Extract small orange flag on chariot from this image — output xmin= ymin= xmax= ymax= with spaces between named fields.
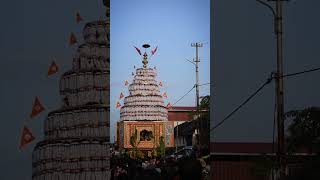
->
xmin=163 ymin=92 xmax=168 ymax=98
xmin=48 ymin=61 xmax=58 ymax=76
xmin=30 ymin=97 xmax=45 ymax=118
xmin=116 ymin=101 xmax=121 ymax=109
xmin=167 ymin=102 xmax=172 ymax=109
xmin=120 ymin=92 xmax=124 ymax=99
xmin=151 ymin=46 xmax=158 ymax=55
xmin=76 ymin=12 xmax=83 ymax=23
xmin=19 ymin=126 xmax=35 ymax=149
xmin=125 ymin=80 xmax=129 ymax=86
xmin=69 ymin=33 xmax=77 ymax=45
xmin=134 ymin=46 xmax=142 ymax=55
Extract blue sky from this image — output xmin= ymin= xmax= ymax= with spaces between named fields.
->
xmin=110 ymin=0 xmax=211 ymax=142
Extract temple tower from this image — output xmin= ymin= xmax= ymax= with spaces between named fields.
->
xmin=32 ymin=1 xmax=110 ymax=179
xmin=117 ymin=44 xmax=174 ymax=154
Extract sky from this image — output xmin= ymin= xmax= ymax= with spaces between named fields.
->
xmin=110 ymin=0 xmax=211 ymax=142
xmin=211 ymin=0 xmax=320 ymax=142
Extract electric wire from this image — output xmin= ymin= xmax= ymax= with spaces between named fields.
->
xmin=172 ymin=85 xmax=195 ymax=106
xmin=209 ymin=66 xmax=320 ymax=132
xmin=210 ymin=75 xmax=273 ymax=132
xmin=281 ymin=67 xmax=320 ymax=78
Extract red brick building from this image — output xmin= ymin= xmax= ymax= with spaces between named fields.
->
xmin=210 ymin=142 xmax=318 ymax=180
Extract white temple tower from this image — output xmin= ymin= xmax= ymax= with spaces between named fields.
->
xmin=32 ymin=1 xmax=110 ymax=179
xmin=117 ymin=44 xmax=174 ymax=152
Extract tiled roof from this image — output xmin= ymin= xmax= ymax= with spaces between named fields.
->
xmin=169 ymin=106 xmax=197 ymax=111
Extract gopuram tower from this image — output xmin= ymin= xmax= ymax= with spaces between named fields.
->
xmin=32 ymin=1 xmax=110 ymax=179
xmin=117 ymin=44 xmax=174 ymax=155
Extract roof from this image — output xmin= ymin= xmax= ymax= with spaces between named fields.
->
xmin=168 ymin=106 xmax=197 ymax=111
xmin=210 ymin=142 xmax=319 ymax=154
xmin=168 ymin=106 xmax=195 ymax=121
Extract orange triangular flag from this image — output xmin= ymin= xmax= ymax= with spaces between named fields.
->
xmin=69 ymin=33 xmax=77 ymax=45
xmin=116 ymin=101 xmax=121 ymax=109
xmin=19 ymin=126 xmax=35 ymax=149
xmin=159 ymin=81 xmax=163 ymax=87
xmin=120 ymin=92 xmax=124 ymax=99
xmin=47 ymin=61 xmax=58 ymax=76
xmin=76 ymin=12 xmax=83 ymax=23
xmin=125 ymin=80 xmax=129 ymax=86
xmin=163 ymin=92 xmax=168 ymax=98
xmin=167 ymin=102 xmax=172 ymax=109
xmin=30 ymin=97 xmax=45 ymax=118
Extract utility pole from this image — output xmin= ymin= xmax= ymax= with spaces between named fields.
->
xmin=191 ymin=42 xmax=203 ymax=152
xmin=256 ymin=0 xmax=286 ymax=179
xmin=275 ymin=0 xmax=286 ymax=179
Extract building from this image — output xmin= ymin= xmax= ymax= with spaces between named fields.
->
xmin=31 ymin=2 xmax=110 ymax=179
xmin=168 ymin=106 xmax=196 ymax=147
xmin=116 ymin=45 xmax=174 ymax=154
xmin=210 ymin=142 xmax=319 ymax=180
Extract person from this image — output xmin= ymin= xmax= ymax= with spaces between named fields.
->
xmin=178 ymin=151 xmax=203 ymax=180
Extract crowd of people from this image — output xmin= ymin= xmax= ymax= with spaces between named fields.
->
xmin=110 ymin=149 xmax=210 ymax=180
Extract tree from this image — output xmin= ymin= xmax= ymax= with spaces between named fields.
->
xmin=285 ymin=107 xmax=320 ymax=180
xmin=285 ymin=106 xmax=320 ymax=153
xmin=157 ymin=136 xmax=165 ymax=158
xmin=199 ymin=95 xmax=210 ymax=110
xmin=129 ymin=129 xmax=142 ymax=159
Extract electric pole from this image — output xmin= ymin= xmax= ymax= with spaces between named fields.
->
xmin=256 ymin=0 xmax=286 ymax=179
xmin=191 ymin=42 xmax=203 ymax=152
xmin=275 ymin=1 xmax=286 ymax=179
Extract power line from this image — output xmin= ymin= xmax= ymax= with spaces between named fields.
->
xmin=282 ymin=67 xmax=320 ymax=78
xmin=172 ymin=85 xmax=195 ymax=106
xmin=209 ymin=66 xmax=320 ymax=132
xmin=199 ymin=82 xmax=210 ymax=87
xmin=210 ymin=74 xmax=273 ymax=132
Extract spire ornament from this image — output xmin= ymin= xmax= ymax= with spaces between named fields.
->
xmin=142 ymin=44 xmax=150 ymax=68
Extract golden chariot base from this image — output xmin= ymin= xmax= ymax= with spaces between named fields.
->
xmin=117 ymin=121 xmax=174 ymax=150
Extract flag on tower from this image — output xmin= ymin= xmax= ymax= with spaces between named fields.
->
xmin=132 ymin=72 xmax=134 ymax=76
xmin=163 ymin=92 xmax=168 ymax=98
xmin=30 ymin=97 xmax=45 ymax=118
xmin=116 ymin=101 xmax=121 ymax=109
xmin=151 ymin=46 xmax=158 ymax=55
xmin=167 ymin=102 xmax=172 ymax=109
xmin=134 ymin=65 xmax=136 ymax=69
xmin=69 ymin=33 xmax=77 ymax=45
xmin=159 ymin=81 xmax=163 ymax=87
xmin=76 ymin=12 xmax=84 ymax=23
xmin=119 ymin=92 xmax=124 ymax=99
xmin=19 ymin=126 xmax=35 ymax=150
xmin=47 ymin=61 xmax=59 ymax=76
xmin=134 ymin=46 xmax=142 ymax=55
xmin=125 ymin=80 xmax=129 ymax=86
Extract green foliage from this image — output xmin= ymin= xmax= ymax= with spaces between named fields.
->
xmin=285 ymin=107 xmax=320 ymax=153
xmin=130 ymin=129 xmax=139 ymax=148
xmin=157 ymin=136 xmax=165 ymax=158
xmin=200 ymin=95 xmax=210 ymax=110
xmin=129 ymin=129 xmax=141 ymax=159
